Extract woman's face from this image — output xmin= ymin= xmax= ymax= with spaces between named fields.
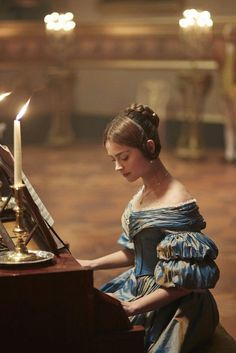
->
xmin=105 ymin=140 xmax=151 ymax=182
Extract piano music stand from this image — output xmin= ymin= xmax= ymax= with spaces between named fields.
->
xmin=0 ymin=144 xmax=66 ymax=255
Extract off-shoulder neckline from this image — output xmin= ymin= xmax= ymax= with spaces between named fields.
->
xmin=129 ymin=198 xmax=197 ymax=214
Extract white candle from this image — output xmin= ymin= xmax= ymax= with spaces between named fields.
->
xmin=14 ymin=119 xmax=22 ymax=187
xmin=14 ymin=98 xmax=31 ymax=187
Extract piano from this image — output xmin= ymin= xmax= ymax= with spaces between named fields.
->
xmin=0 ymin=145 xmax=144 ymax=352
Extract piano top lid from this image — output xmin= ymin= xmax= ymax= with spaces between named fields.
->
xmin=0 ymin=250 xmax=89 ymax=277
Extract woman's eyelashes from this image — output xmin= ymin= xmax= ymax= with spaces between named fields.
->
xmin=120 ymin=156 xmax=128 ymax=162
xmin=110 ymin=154 xmax=129 ymax=163
xmin=119 ymin=153 xmax=129 ymax=161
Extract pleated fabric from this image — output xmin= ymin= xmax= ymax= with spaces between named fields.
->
xmin=101 ymin=200 xmax=219 ymax=353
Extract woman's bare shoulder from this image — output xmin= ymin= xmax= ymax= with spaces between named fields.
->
xmin=141 ymin=178 xmax=194 ymax=211
xmin=166 ymin=178 xmax=193 ymax=204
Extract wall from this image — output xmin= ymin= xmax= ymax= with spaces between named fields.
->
xmin=65 ymin=0 xmax=236 ymax=22
xmin=65 ymin=0 xmax=235 ymax=126
xmin=0 ymin=0 xmax=236 ymax=146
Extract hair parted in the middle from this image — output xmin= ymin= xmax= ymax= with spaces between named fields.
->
xmin=103 ymin=103 xmax=161 ymax=160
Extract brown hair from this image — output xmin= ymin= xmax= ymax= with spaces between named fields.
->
xmin=103 ymin=103 xmax=161 ymax=159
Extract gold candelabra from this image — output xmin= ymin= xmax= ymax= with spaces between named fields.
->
xmin=176 ymin=9 xmax=213 ymax=159
xmin=179 ymin=9 xmax=213 ymax=59
xmin=0 ymin=92 xmax=54 ymax=265
xmin=44 ymin=12 xmax=76 ymax=146
xmin=0 ymin=184 xmax=54 ymax=265
xmin=8 ymin=185 xmax=38 ymax=262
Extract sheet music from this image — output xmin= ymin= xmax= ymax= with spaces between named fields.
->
xmin=22 ymin=173 xmax=54 ymax=227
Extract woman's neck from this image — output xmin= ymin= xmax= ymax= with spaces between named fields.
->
xmin=142 ymin=159 xmax=171 ymax=192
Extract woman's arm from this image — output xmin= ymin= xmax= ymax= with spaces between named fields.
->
xmin=120 ymin=287 xmax=190 ymax=316
xmin=77 ymin=248 xmax=134 ymax=270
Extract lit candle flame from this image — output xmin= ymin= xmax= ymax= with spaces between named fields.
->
xmin=0 ymin=92 xmax=12 ymax=102
xmin=16 ymin=98 xmax=31 ymax=121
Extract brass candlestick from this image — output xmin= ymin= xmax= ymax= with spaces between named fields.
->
xmin=0 ymin=184 xmax=54 ymax=265
xmin=7 ymin=184 xmax=38 ymax=262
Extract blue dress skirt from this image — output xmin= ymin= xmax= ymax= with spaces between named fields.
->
xmin=101 ymin=200 xmax=219 ymax=353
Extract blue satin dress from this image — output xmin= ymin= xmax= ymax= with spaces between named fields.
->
xmin=101 ymin=199 xmax=220 ymax=353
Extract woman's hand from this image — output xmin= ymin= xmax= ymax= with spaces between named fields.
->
xmin=121 ymin=287 xmax=191 ymax=316
xmin=105 ymin=294 xmax=136 ymax=316
xmin=120 ymin=301 xmax=136 ymax=316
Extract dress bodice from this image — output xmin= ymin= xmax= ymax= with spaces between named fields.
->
xmin=133 ymin=228 xmax=164 ymax=276
xmin=118 ymin=199 xmax=219 ymax=289
xmin=121 ymin=199 xmax=206 ymax=240
xmin=101 ymin=198 xmax=220 ymax=353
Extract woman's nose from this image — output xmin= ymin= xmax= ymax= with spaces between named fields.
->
xmin=115 ymin=161 xmax=123 ymax=171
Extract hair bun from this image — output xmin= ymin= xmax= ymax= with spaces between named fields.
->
xmin=104 ymin=102 xmax=162 ymax=159
xmin=124 ymin=103 xmax=159 ymax=128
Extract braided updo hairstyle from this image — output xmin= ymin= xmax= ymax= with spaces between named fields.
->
xmin=103 ymin=103 xmax=161 ymax=159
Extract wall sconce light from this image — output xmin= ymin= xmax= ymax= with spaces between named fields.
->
xmin=44 ymin=12 xmax=76 ymax=33
xmin=44 ymin=12 xmax=76 ymax=59
xmin=179 ymin=9 xmax=213 ymax=58
xmin=43 ymin=12 xmax=77 ymax=146
xmin=176 ymin=9 xmax=214 ymax=159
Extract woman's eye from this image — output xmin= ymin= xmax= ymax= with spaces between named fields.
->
xmin=120 ymin=156 xmax=128 ymax=161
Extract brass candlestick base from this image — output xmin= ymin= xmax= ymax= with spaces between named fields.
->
xmin=0 ymin=184 xmax=54 ymax=266
xmin=6 ymin=244 xmax=39 ymax=263
xmin=6 ymin=251 xmax=37 ymax=262
xmin=0 ymin=250 xmax=54 ymax=265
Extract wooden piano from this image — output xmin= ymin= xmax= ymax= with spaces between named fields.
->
xmin=0 ymin=145 xmax=144 ymax=353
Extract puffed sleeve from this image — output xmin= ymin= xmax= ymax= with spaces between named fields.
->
xmin=117 ymin=232 xmax=134 ymax=250
xmin=154 ymin=230 xmax=220 ymax=289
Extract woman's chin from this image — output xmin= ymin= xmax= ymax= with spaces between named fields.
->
xmin=123 ymin=174 xmax=138 ymax=183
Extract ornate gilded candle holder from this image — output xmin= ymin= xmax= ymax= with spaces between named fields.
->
xmin=0 ymin=184 xmax=54 ymax=265
xmin=8 ymin=184 xmax=38 ymax=262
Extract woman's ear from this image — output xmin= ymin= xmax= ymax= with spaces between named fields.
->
xmin=146 ymin=139 xmax=156 ymax=154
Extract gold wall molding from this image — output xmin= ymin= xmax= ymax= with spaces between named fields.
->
xmin=69 ymin=59 xmax=217 ymax=70
xmin=0 ymin=19 xmax=229 ymax=145
xmin=98 ymin=0 xmax=186 ymax=15
xmin=0 ymin=18 xmax=235 ymax=67
xmin=0 ymin=20 xmax=225 ymax=68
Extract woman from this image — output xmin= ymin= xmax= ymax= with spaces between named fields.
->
xmin=78 ymin=103 xmax=219 ymax=353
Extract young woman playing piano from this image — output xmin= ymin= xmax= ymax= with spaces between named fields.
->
xmin=78 ymin=103 xmax=219 ymax=353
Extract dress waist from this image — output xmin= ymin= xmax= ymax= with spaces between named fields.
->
xmin=133 ymin=230 xmax=161 ymax=277
xmin=134 ymin=255 xmax=156 ymax=276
